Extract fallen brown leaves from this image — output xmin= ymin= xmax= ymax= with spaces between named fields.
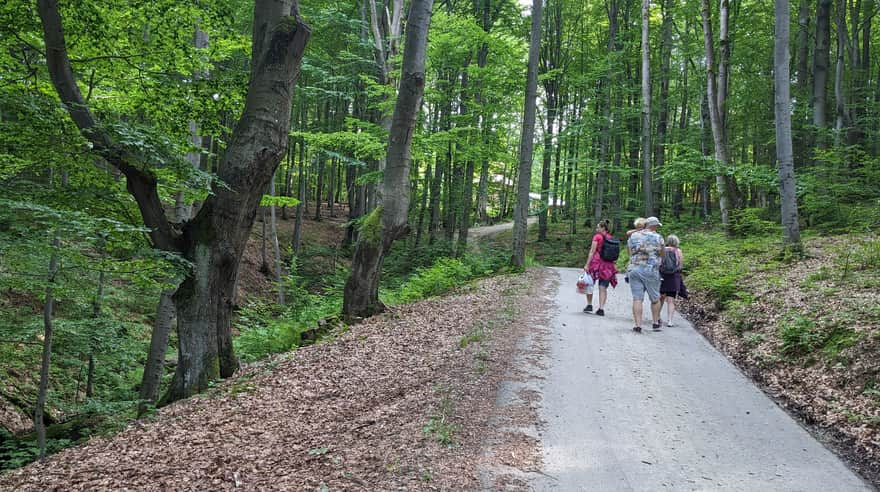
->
xmin=0 ymin=268 xmax=553 ymax=491
xmin=680 ymin=236 xmax=880 ymax=486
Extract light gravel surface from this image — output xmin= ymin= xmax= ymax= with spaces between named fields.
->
xmin=531 ymin=267 xmax=871 ymax=492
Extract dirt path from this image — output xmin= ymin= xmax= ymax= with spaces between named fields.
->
xmin=529 ymin=267 xmax=872 ymax=491
xmin=468 ymin=217 xmax=537 ymax=239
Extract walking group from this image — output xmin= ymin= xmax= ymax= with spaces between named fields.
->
xmin=577 ymin=216 xmax=688 ymax=333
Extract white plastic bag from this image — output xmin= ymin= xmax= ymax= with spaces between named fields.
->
xmin=576 ymin=271 xmax=594 ymax=295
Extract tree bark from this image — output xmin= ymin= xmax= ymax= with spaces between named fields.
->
xmin=35 ymin=232 xmax=60 ymax=458
xmin=269 ymin=174 xmax=285 ymax=305
xmin=813 ymin=0 xmax=832 ymax=129
xmin=38 ymin=0 xmax=311 ymax=404
xmin=775 ymin=0 xmax=803 ymax=249
xmin=834 ymin=0 xmax=847 ymax=140
xmin=512 ymin=0 xmax=543 ymax=268
xmin=641 ymin=0 xmax=653 ymax=216
xmin=138 ymin=288 xmax=175 ymax=416
xmin=796 ymin=0 xmax=812 ymax=94
xmin=343 ymin=0 xmax=434 ymax=319
xmin=701 ymin=0 xmax=732 ymax=232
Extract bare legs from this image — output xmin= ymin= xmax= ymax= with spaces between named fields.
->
xmin=632 ymin=298 xmax=662 ymax=330
xmin=632 ymin=299 xmax=644 ymax=328
xmin=663 ymin=295 xmax=676 ymax=326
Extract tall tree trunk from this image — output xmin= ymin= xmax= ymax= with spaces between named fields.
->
xmin=654 ymin=0 xmax=673 ymax=216
xmin=35 ymin=231 xmax=60 ymax=458
xmin=701 ymin=0 xmax=732 ymax=232
xmin=512 ymin=0 xmax=543 ymax=268
xmin=343 ymin=0 xmax=434 ymax=319
xmin=269 ymin=174 xmax=285 ymax=305
xmin=595 ymin=0 xmax=619 ymax=224
xmin=37 ymin=0 xmax=312 ymax=404
xmin=428 ymin=155 xmax=444 ymax=243
xmin=293 ymin=151 xmax=307 ymax=255
xmin=314 ymin=157 xmax=324 ymax=220
xmin=775 ymin=0 xmax=803 ymax=249
xmin=415 ymin=163 xmax=432 ymax=246
xmin=813 ymin=0 xmax=832 ymax=129
xmin=834 ymin=0 xmax=847 ymax=140
xmin=641 ymin=0 xmax=653 ymax=216
xmin=797 ymin=0 xmax=811 ymax=95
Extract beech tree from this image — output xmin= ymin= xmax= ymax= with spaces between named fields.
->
xmin=511 ymin=0 xmax=542 ymax=268
xmin=37 ymin=0 xmax=311 ymax=402
xmin=774 ymin=0 xmax=802 ymax=250
xmin=342 ymin=0 xmax=435 ymax=319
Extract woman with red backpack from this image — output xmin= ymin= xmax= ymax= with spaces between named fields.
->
xmin=582 ymin=219 xmax=619 ymax=316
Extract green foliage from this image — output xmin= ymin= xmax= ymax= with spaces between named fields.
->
xmin=260 ymin=195 xmax=300 ymax=208
xmin=802 ymin=147 xmax=880 ymax=232
xmin=422 ymin=385 xmax=457 ymax=447
xmin=234 ymin=262 xmax=346 ymax=362
xmin=389 ymin=258 xmax=472 ymax=303
xmin=0 ymin=430 xmax=70 ymax=472
xmin=778 ymin=313 xmax=862 ymax=361
xmin=729 ymin=208 xmax=781 ymax=238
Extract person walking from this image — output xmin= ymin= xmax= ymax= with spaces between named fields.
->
xmin=659 ymin=234 xmax=685 ymax=327
xmin=583 ymin=219 xmax=618 ymax=316
xmin=626 ymin=216 xmax=665 ymax=333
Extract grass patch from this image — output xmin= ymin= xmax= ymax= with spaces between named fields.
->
xmin=423 ymin=385 xmax=458 ymax=447
xmin=459 ymin=323 xmax=486 ymax=349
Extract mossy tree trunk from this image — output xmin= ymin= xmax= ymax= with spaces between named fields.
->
xmin=38 ymin=0 xmax=310 ymax=404
xmin=343 ymin=0 xmax=434 ymax=320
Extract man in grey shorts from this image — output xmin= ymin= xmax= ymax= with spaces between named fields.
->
xmin=626 ymin=217 xmax=666 ymax=332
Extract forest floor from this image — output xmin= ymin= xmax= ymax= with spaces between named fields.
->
xmin=0 ymin=264 xmax=555 ymax=490
xmin=679 ymin=235 xmax=880 ymax=486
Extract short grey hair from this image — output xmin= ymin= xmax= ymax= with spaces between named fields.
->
xmin=666 ymin=234 xmax=680 ymax=248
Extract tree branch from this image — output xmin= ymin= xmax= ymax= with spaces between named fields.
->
xmin=36 ymin=0 xmax=180 ymax=252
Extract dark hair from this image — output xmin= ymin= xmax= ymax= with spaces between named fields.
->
xmin=598 ymin=219 xmax=611 ymax=232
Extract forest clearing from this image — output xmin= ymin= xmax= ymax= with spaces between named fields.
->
xmin=1 ymin=0 xmax=880 ymax=488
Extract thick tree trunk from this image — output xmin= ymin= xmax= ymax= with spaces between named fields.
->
xmin=775 ymin=0 xmax=802 ymax=249
xmin=138 ymin=288 xmax=175 ymax=415
xmin=512 ymin=0 xmax=543 ymax=268
xmin=343 ymin=0 xmax=434 ymax=320
xmin=641 ymin=0 xmax=653 ymax=216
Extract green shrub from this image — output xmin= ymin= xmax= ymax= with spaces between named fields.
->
xmin=779 ymin=315 xmax=823 ymax=356
xmin=393 ymin=258 xmax=472 ymax=303
xmin=730 ymin=208 xmax=781 ymax=238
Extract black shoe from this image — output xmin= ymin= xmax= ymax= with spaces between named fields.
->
xmin=652 ymin=323 xmax=662 ymax=331
xmin=632 ymin=326 xmax=642 ymax=333
xmin=596 ymin=308 xmax=604 ymax=316
xmin=583 ymin=305 xmax=593 ymax=313
xmin=624 ymin=276 xmax=629 ymax=283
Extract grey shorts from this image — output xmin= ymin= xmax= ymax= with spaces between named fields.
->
xmin=628 ymin=268 xmax=661 ymax=302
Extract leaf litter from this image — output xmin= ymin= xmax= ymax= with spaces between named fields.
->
xmin=1 ymin=268 xmax=553 ymax=491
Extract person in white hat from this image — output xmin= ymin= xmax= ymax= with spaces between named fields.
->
xmin=626 ymin=216 xmax=665 ymax=332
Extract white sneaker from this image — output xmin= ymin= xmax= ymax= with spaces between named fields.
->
xmin=666 ymin=321 xmax=674 ymax=327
